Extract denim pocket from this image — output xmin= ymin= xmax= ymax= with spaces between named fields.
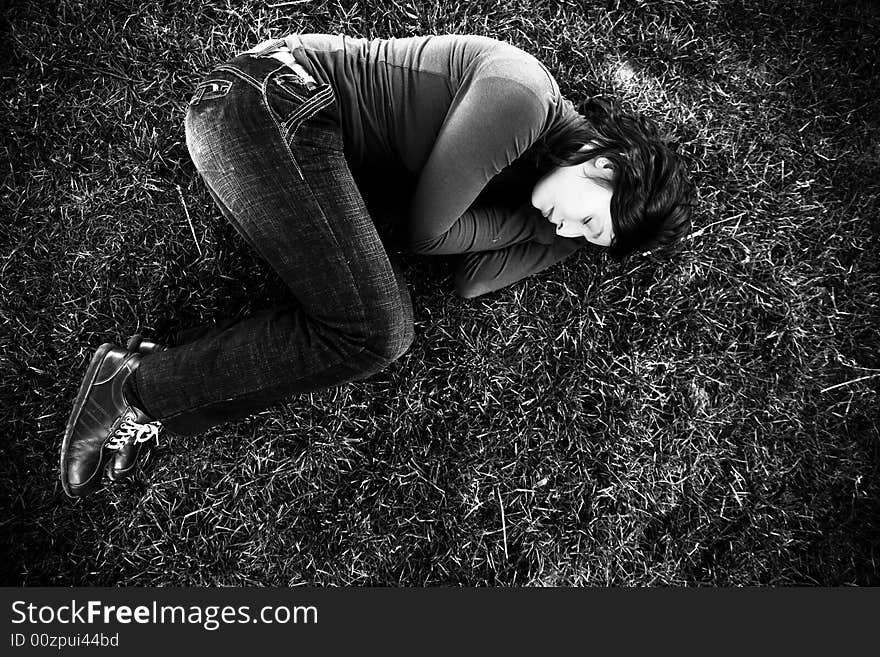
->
xmin=264 ymin=70 xmax=335 ymax=144
xmin=272 ymin=73 xmax=312 ymax=104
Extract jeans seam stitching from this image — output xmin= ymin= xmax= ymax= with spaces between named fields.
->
xmin=213 ymin=64 xmax=262 ymax=91
xmin=274 ymin=74 xmax=310 ymax=103
xmin=216 ymin=64 xmax=260 ymax=88
xmin=281 ymin=86 xmax=334 ymax=138
xmin=281 ymin=86 xmax=331 ymax=130
xmin=260 ymin=62 xmax=305 ymax=180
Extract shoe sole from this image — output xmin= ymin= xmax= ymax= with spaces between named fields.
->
xmin=59 ymin=343 xmax=116 ymax=498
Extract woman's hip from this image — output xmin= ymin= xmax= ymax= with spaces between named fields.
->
xmin=184 ymin=42 xmax=343 ymax=177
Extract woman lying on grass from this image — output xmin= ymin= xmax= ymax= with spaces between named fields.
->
xmin=60 ymin=33 xmax=694 ymax=498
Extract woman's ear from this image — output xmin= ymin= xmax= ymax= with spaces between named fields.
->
xmin=584 ymin=156 xmax=616 ymax=181
xmin=594 ymin=156 xmax=614 ymax=171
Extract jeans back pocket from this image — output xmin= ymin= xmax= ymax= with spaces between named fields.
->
xmin=272 ymin=73 xmax=312 ymax=104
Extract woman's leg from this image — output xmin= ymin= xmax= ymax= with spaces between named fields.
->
xmin=131 ymin=50 xmax=413 ymax=436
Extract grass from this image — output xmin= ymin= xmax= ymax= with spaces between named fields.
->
xmin=1 ymin=0 xmax=879 ymax=585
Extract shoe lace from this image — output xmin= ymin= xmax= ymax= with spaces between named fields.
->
xmin=106 ymin=417 xmax=162 ymax=451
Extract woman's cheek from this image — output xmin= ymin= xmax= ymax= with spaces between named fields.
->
xmin=531 ymin=170 xmax=557 ymax=207
xmin=530 ymin=180 xmax=545 ymax=208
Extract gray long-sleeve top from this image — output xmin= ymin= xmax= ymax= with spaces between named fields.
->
xmin=286 ymin=33 xmax=587 ymax=297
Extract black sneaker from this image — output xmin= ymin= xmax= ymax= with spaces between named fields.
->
xmin=105 ymin=334 xmax=167 ymax=483
xmin=59 ymin=343 xmax=162 ymax=498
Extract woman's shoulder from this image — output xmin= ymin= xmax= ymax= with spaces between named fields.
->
xmin=386 ymin=33 xmax=556 ymax=87
xmin=469 ymin=37 xmax=559 ymax=97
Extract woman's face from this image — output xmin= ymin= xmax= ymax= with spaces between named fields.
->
xmin=530 ymin=155 xmax=615 ymax=247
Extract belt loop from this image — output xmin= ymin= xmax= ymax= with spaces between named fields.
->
xmin=270 ymin=55 xmax=318 ymax=91
xmin=243 ymin=37 xmax=286 ymax=57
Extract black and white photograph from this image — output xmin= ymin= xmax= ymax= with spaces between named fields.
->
xmin=2 ymin=0 xmax=879 ymax=605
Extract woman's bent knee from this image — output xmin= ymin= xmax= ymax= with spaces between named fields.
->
xmin=361 ymin=317 xmax=414 ymax=364
xmin=365 ymin=263 xmax=415 ymax=363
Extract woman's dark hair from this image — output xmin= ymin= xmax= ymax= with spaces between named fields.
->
xmin=529 ymin=97 xmax=695 ymax=259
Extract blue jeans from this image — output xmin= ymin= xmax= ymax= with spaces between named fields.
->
xmin=132 ymin=41 xmax=414 ymax=436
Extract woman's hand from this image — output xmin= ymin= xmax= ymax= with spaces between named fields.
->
xmin=525 ymin=203 xmax=558 ymax=245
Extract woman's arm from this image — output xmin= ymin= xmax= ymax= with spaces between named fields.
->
xmin=409 ymin=199 xmax=557 ymax=254
xmin=406 ymin=71 xmax=552 ymax=247
xmin=452 ymin=235 xmax=586 ymax=298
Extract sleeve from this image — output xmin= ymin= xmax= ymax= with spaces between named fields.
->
xmin=452 ymin=235 xmax=586 ymax=298
xmin=409 ymin=199 xmax=558 ymax=255
xmin=406 ymin=74 xmax=550 ymax=247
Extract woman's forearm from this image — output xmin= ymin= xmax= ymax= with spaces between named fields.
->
xmin=408 ymin=200 xmax=556 ymax=255
xmin=452 ymin=235 xmax=585 ymax=298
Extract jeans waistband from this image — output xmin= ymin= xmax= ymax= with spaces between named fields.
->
xmin=238 ymin=35 xmax=318 ymax=91
xmin=283 ymin=33 xmax=305 ymax=52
